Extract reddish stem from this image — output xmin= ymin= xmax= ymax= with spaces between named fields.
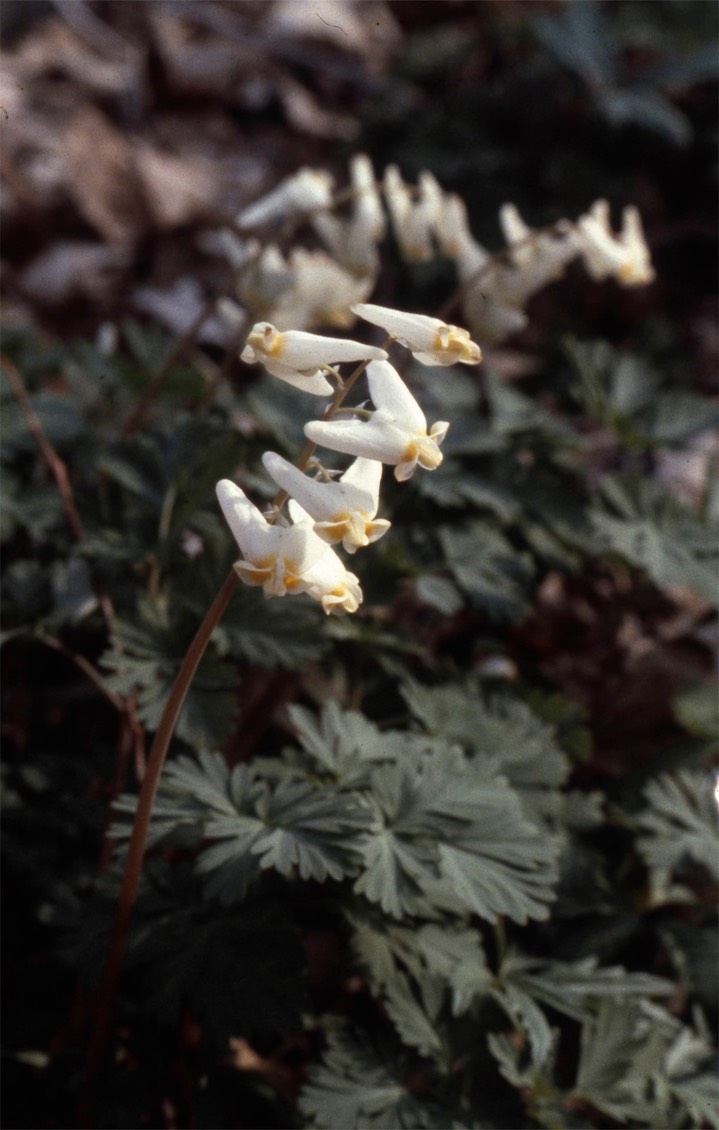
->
xmin=83 ymin=568 xmax=239 ymax=1088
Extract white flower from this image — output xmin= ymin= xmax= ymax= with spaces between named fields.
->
xmin=238 ymin=244 xmax=294 ymax=319
xmin=351 ymin=302 xmax=482 ymax=366
xmin=434 ymin=192 xmax=489 ymax=277
xmin=498 ymin=205 xmax=580 ymax=292
xmin=383 ymin=165 xmax=443 ymax=263
xmin=349 ymin=153 xmax=386 ymax=243
xmin=304 ymin=359 xmax=449 ymax=482
xmin=311 ymin=153 xmax=385 ymax=276
xmin=287 ymin=501 xmax=364 ymax=614
xmin=263 ymin=452 xmax=390 ymax=553
xmin=577 ymin=200 xmax=655 ymax=287
xmin=269 ymin=249 xmax=375 ymax=331
xmin=499 ymin=203 xmax=534 ymax=267
xmin=236 ymin=168 xmax=334 ymax=229
xmin=216 ymin=479 xmax=329 ymax=598
xmin=218 ymin=231 xmax=261 ymax=272
xmin=460 ymin=205 xmax=580 ymax=343
xmin=240 ymin=322 xmax=387 ymax=396
xmin=460 ymin=290 xmax=529 ymax=344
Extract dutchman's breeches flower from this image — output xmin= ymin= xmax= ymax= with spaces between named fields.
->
xmin=311 ymin=153 xmax=385 ymax=277
xmin=236 ymin=168 xmax=335 ymax=230
xmin=216 ymin=480 xmax=363 ymax=614
xmin=287 ymin=501 xmax=363 ymax=614
xmin=577 ymin=201 xmax=655 ymax=287
xmin=351 ymin=303 xmax=482 ymax=367
xmin=240 ymin=322 xmax=388 ymax=395
xmin=214 ymin=158 xmax=655 ymax=627
xmin=303 ymin=550 xmax=363 ymax=615
xmin=263 ymin=452 xmax=390 ymax=553
xmin=383 ymin=165 xmax=442 ymax=263
xmin=217 ymin=479 xmax=325 ymax=597
xmin=304 ymin=359 xmax=449 ymax=483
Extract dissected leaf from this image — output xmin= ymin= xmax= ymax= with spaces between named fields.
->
xmin=636 ymin=769 xmax=719 ymax=880
xmin=439 ymin=520 xmax=536 ymax=621
xmin=591 ymin=474 xmax=718 ymax=605
xmin=300 ymin=1020 xmax=445 ymax=1130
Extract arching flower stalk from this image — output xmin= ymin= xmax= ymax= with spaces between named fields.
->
xmin=220 ymin=311 xmax=479 ymax=615
xmin=222 ymin=156 xmax=655 ymax=345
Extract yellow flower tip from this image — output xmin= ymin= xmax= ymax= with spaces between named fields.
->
xmin=315 ymin=517 xmax=350 ymax=544
xmin=617 ymin=262 xmax=655 ymax=287
xmin=325 ymin=309 xmax=355 ymax=329
xmin=406 ymin=245 xmax=432 ymax=263
xmin=321 ymin=585 xmax=361 ymax=616
xmin=434 ymin=325 xmax=482 ymax=364
xmin=417 ymin=439 xmax=443 ymax=471
xmin=403 ymin=439 xmax=419 ymax=464
xmin=233 ymin=560 xmax=270 ymax=587
xmin=247 ymin=324 xmax=283 ymax=358
xmin=234 ymin=553 xmax=305 ymax=597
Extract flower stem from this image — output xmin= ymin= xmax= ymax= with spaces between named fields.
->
xmin=84 ymin=334 xmax=390 ymax=1101
xmin=83 ymin=567 xmax=239 ymax=1087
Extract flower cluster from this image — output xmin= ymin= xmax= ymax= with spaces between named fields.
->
xmin=219 ymin=157 xmax=654 ymax=343
xmin=217 ymin=305 xmax=482 ymax=615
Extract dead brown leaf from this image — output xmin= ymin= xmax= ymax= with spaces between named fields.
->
xmin=133 ymin=142 xmax=216 ymax=229
xmin=277 ymin=74 xmax=358 ymax=140
xmin=60 ymin=106 xmax=150 ymax=244
xmin=149 ymin=8 xmax=257 ymax=97
xmin=266 ymin=0 xmax=402 ymax=72
xmin=10 ymin=16 xmax=138 ymax=95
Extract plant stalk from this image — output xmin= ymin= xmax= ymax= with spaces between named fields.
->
xmin=84 ymin=338 xmax=390 ymax=1092
xmin=84 ymin=567 xmax=239 ymax=1085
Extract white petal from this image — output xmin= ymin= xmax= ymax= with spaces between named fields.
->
xmin=435 ymin=193 xmax=487 ymax=270
xmin=351 ymin=303 xmax=438 ymax=351
xmin=262 ymin=362 xmax=334 ymax=396
xmin=215 ymin=479 xmax=267 ymax=557
xmin=617 ymin=206 xmax=654 ymax=285
xmin=278 ymin=249 xmax=376 ymax=327
xmin=412 ymin=328 xmax=482 ymax=366
xmin=263 ymin=452 xmax=369 ymax=522
xmin=238 ymin=245 xmax=293 ymax=316
xmin=499 ymin=202 xmax=531 ymax=247
xmin=353 ymin=306 xmax=481 ymax=367
xmin=305 ymin=414 xmax=409 ymax=464
xmin=383 ymin=165 xmax=435 ymax=262
xmin=365 ymin=359 xmax=427 ymax=431
xmin=245 ymin=322 xmax=386 ymax=373
xmin=303 ymin=547 xmax=363 ymax=615
xmin=236 ymin=168 xmax=334 ymax=229
xmin=265 ymin=453 xmax=387 ymax=552
xmin=216 ymin=480 xmax=329 ymax=589
xmin=340 ymin=457 xmax=383 ymax=507
xmin=462 ymin=290 xmax=528 ymax=343
xmin=350 ymin=153 xmax=385 ymax=240
xmin=279 ymin=330 xmax=387 ymax=369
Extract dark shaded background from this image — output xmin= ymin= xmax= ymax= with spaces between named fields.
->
xmin=2 ymin=2 xmax=717 ymax=1128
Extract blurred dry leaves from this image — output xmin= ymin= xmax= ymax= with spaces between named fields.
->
xmin=0 ymin=0 xmax=402 ymax=330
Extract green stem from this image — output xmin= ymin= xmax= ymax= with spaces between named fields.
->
xmin=83 ymin=567 xmax=239 ymax=1085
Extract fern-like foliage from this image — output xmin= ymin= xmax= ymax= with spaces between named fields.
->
xmin=635 ymin=769 xmax=719 ymax=880
xmin=115 ymin=698 xmax=561 ymax=926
